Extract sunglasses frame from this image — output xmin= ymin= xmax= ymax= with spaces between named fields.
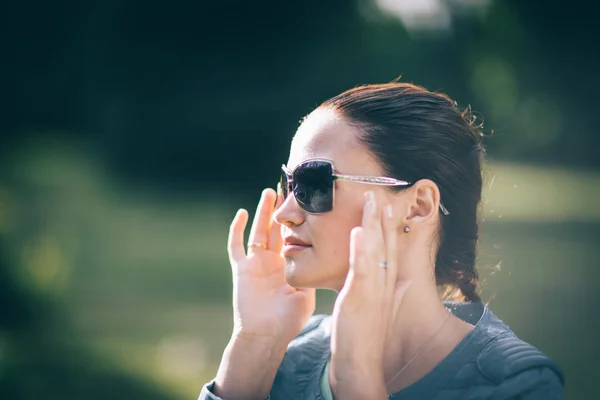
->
xmin=281 ymin=157 xmax=450 ymax=215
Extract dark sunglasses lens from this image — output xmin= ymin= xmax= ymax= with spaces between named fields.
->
xmin=293 ymin=161 xmax=334 ymax=213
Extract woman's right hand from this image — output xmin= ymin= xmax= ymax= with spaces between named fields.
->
xmin=227 ymin=187 xmax=316 ymax=345
xmin=212 ymin=187 xmax=315 ymax=399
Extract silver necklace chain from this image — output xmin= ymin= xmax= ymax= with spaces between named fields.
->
xmin=385 ymin=309 xmax=453 ymax=391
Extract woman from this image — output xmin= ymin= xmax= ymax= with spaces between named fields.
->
xmin=199 ymin=83 xmax=564 ymax=399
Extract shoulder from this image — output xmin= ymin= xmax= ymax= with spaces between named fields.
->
xmin=441 ymin=303 xmax=564 ymax=399
xmin=476 ymin=331 xmax=564 ymax=386
xmin=472 ymin=314 xmax=565 ymax=399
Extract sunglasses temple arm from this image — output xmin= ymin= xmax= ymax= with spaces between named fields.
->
xmin=439 ymin=203 xmax=450 ymax=215
xmin=333 ymin=174 xmax=450 ymax=215
xmin=333 ymin=174 xmax=411 ymax=186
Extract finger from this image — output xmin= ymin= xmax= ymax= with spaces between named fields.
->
xmin=383 ymin=204 xmax=398 ymax=296
xmin=248 ymin=188 xmax=277 ymax=252
xmin=362 ymin=191 xmax=385 ymax=285
xmin=267 ymin=182 xmax=284 ymax=253
xmin=349 ymin=226 xmax=366 ymax=280
xmin=228 ymin=208 xmax=249 ymax=265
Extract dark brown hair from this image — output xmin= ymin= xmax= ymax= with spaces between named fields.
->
xmin=321 ymin=83 xmax=485 ymax=302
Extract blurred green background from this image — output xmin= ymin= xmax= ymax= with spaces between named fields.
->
xmin=1 ymin=1 xmax=599 ymax=399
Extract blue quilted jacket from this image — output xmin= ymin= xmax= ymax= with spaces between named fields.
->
xmin=199 ymin=302 xmax=564 ymax=399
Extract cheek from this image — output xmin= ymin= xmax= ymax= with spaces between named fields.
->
xmin=312 ymin=205 xmax=364 ymax=267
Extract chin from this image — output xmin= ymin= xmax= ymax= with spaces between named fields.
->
xmin=284 ymin=258 xmax=346 ymax=290
xmin=283 ymin=259 xmax=313 ymax=287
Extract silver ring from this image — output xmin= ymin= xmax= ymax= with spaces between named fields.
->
xmin=248 ymin=242 xmax=267 ymax=249
xmin=378 ymin=261 xmax=388 ymax=269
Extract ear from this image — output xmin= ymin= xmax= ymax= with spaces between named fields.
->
xmin=405 ymin=179 xmax=441 ymax=224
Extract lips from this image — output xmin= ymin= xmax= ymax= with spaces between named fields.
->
xmin=282 ymin=236 xmax=312 ymax=253
xmin=283 ymin=236 xmax=311 ymax=246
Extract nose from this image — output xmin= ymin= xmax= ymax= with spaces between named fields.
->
xmin=273 ymin=189 xmax=305 ymax=227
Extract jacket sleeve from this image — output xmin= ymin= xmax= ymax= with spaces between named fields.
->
xmin=489 ymin=366 xmax=563 ymax=400
xmin=197 ymin=380 xmax=224 ymax=400
xmin=197 ymin=380 xmax=271 ymax=400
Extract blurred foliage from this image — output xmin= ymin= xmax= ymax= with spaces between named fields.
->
xmin=2 ymin=0 xmax=600 ymax=399
xmin=1 ymin=140 xmax=599 ymax=399
xmin=3 ymin=0 xmax=600 ymax=198
xmin=0 ymin=229 xmax=179 ymax=400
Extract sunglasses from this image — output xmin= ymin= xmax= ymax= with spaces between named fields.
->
xmin=280 ymin=158 xmax=450 ymax=215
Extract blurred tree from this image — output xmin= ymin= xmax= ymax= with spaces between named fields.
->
xmin=3 ymin=0 xmax=599 ymax=201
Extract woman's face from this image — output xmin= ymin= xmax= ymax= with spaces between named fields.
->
xmin=273 ymin=108 xmax=399 ymax=291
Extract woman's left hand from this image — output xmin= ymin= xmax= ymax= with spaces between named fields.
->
xmin=329 ymin=191 xmax=412 ymax=399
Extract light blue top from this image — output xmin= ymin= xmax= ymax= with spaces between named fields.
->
xmin=319 ymin=360 xmax=333 ymax=400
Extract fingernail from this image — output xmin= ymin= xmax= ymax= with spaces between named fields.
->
xmin=367 ymin=193 xmax=376 ymax=215
xmin=365 ymin=199 xmax=373 ymax=215
xmin=385 ymin=205 xmax=393 ymax=218
xmin=367 ymin=191 xmax=375 ymax=202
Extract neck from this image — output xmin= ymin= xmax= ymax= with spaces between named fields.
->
xmin=380 ymin=279 xmax=473 ymax=392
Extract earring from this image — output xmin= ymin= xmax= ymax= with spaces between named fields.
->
xmin=403 ymin=226 xmax=410 ymax=233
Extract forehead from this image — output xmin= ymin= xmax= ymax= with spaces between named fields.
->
xmin=287 ymin=108 xmax=375 ymax=172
